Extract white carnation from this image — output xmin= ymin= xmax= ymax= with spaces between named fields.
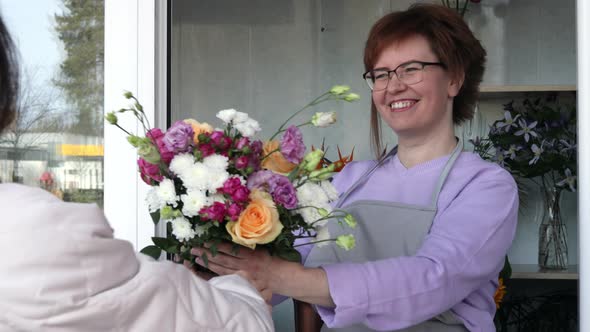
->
xmin=170 ymin=153 xmax=195 ymax=177
xmin=202 ymin=154 xmax=229 ymax=171
xmin=170 ymin=217 xmax=196 ymax=241
xmin=146 ymin=187 xmax=161 ymax=212
xmin=319 ymin=180 xmax=339 ymax=202
xmin=234 ymin=118 xmax=261 ymax=137
xmin=156 ymin=179 xmax=178 ymax=207
xmin=180 ymin=163 xmax=210 ymax=191
xmin=181 ymin=190 xmax=210 ymax=217
xmin=208 ymin=193 xmax=226 ymax=204
xmin=207 ymin=169 xmax=230 ymax=192
xmin=297 ymin=182 xmax=329 ymax=206
xmin=216 ymin=109 xmax=237 ymax=124
xmin=233 ymin=111 xmax=249 ymax=124
xmin=314 ymin=226 xmax=331 ymax=247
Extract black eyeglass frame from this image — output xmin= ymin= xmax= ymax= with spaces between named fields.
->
xmin=362 ymin=61 xmax=447 ymax=91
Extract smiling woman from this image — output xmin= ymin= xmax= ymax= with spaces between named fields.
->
xmin=196 ymin=4 xmax=518 ymax=332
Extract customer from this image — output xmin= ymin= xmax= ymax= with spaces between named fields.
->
xmin=0 ymin=12 xmax=274 ymax=332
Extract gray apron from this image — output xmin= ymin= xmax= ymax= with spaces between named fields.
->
xmin=305 ymin=140 xmax=469 ymax=332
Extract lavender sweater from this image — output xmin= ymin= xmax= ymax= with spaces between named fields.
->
xmin=299 ymin=151 xmax=518 ymax=331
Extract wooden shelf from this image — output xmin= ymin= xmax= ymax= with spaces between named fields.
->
xmin=510 ymin=264 xmax=578 ymax=280
xmin=480 ymin=85 xmax=577 ymax=93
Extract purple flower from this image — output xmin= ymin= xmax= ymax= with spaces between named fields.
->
xmin=268 ymin=174 xmax=298 ymax=209
xmin=247 ymin=170 xmax=275 ymax=190
xmin=147 ymin=128 xmax=174 ymax=164
xmin=138 ymin=158 xmax=163 ymax=184
xmin=163 ymin=121 xmax=194 ymax=153
xmin=247 ymin=170 xmax=297 ymax=208
xmin=280 ymin=125 xmax=305 ymax=164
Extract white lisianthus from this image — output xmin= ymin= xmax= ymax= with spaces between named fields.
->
xmin=156 ymin=179 xmax=178 ymax=207
xmin=180 ymin=163 xmax=210 ymax=191
xmin=311 ymin=112 xmax=337 ymax=128
xmin=181 ymin=190 xmax=210 ymax=217
xmin=234 ymin=118 xmax=261 ymax=137
xmin=216 ymin=109 xmax=237 ymax=124
xmin=170 ymin=217 xmax=196 ymax=241
xmin=314 ymin=226 xmax=331 ymax=248
xmin=169 ymin=153 xmax=195 ymax=177
xmin=202 ymin=154 xmax=229 ymax=171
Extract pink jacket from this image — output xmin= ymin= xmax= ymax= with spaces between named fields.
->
xmin=0 ymin=183 xmax=274 ymax=331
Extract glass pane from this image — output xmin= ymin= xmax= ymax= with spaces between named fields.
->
xmin=0 ymin=0 xmax=104 ymax=207
xmin=170 ymin=0 xmax=393 ymax=164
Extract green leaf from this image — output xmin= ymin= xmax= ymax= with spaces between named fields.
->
xmin=277 ymin=248 xmax=302 ymax=263
xmin=140 ymin=245 xmax=162 ymax=260
xmin=152 ymin=236 xmax=179 ymax=254
xmin=201 ymin=252 xmax=209 ymax=268
xmin=150 ymin=210 xmax=160 ymax=225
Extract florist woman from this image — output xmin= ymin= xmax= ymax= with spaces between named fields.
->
xmin=192 ymin=4 xmax=518 ymax=331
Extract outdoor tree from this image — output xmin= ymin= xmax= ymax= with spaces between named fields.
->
xmin=53 ymin=0 xmax=104 ymax=135
xmin=0 ymin=70 xmax=62 ymax=183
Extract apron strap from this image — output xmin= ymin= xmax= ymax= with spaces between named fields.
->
xmin=429 ymin=138 xmax=464 ymax=208
xmin=334 ymin=146 xmax=397 ymax=209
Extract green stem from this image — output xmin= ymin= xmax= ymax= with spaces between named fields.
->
xmin=114 ymin=124 xmax=133 ymax=136
xmin=260 ymin=148 xmax=280 ymax=161
xmin=268 ymin=92 xmax=331 ymax=141
xmin=293 ymin=238 xmax=335 ymax=247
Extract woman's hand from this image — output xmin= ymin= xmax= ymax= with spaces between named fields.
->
xmin=191 ymin=243 xmax=336 ymax=308
xmin=191 ymin=243 xmax=278 ymax=304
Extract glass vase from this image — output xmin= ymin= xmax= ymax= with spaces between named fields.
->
xmin=537 ymin=186 xmax=568 ymax=270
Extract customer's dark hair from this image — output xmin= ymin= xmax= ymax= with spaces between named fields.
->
xmin=364 ymin=4 xmax=486 ymax=157
xmin=0 ymin=14 xmax=19 ymax=134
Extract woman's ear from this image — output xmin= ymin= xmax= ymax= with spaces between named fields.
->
xmin=447 ymin=72 xmax=465 ymax=98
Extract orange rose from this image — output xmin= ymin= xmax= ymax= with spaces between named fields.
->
xmin=261 ymin=140 xmax=297 ymax=174
xmin=183 ymin=119 xmax=213 ymax=144
xmin=226 ymin=189 xmax=283 ymax=249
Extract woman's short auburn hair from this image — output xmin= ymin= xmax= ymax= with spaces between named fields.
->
xmin=365 ymin=3 xmax=486 ymax=157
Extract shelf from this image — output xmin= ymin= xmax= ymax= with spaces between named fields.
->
xmin=510 ymin=264 xmax=578 ymax=280
xmin=480 ymin=85 xmax=576 ymax=93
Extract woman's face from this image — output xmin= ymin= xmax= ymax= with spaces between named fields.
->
xmin=371 ymin=35 xmax=461 ymax=139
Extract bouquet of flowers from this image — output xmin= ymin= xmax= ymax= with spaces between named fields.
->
xmin=106 ymin=86 xmax=360 ymax=264
xmin=472 ymin=94 xmax=577 ymax=193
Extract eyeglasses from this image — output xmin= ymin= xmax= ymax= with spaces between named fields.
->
xmin=362 ymin=61 xmax=446 ymax=91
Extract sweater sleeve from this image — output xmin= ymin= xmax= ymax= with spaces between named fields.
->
xmin=316 ymin=175 xmax=518 ymax=330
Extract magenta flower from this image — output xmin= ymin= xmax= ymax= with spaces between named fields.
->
xmin=235 ymin=137 xmax=250 ymax=150
xmin=198 ymin=143 xmax=215 ymax=158
xmin=232 ymin=187 xmax=250 ymax=203
xmin=221 ymin=177 xmax=243 ymax=195
xmin=147 ymin=128 xmax=174 ymax=164
xmin=281 ymin=125 xmax=305 ymax=164
xmin=138 ymin=158 xmax=163 ymax=184
xmin=227 ymin=203 xmax=243 ymax=221
xmin=199 ymin=202 xmax=227 ymax=223
xmin=163 ymin=120 xmax=194 ymax=153
xmin=235 ymin=156 xmax=249 ymax=169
